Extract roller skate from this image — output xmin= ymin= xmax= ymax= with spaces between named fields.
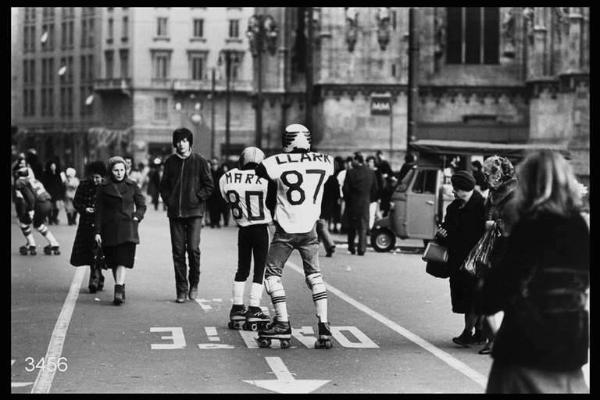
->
xmin=256 ymin=318 xmax=292 ymax=349
xmin=43 ymin=245 xmax=60 ymax=255
xmin=314 ymin=321 xmax=333 ymax=349
xmin=227 ymin=305 xmax=247 ymax=330
xmin=19 ymin=245 xmax=32 ymax=255
xmin=243 ymin=306 xmax=271 ymax=331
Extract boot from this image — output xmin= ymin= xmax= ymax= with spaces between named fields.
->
xmin=113 ymin=284 xmax=124 ymax=305
xmin=258 ymin=318 xmax=292 ymax=339
xmin=452 ymin=330 xmax=473 ymax=347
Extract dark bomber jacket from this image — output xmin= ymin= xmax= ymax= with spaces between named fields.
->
xmin=159 ymin=152 xmax=214 ymax=219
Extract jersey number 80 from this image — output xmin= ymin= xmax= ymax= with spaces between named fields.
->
xmin=226 ymin=190 xmax=265 ymax=221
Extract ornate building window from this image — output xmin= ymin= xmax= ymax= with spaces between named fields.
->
xmin=154 ymin=98 xmax=169 ymax=120
xmin=446 ymin=7 xmax=499 ymax=64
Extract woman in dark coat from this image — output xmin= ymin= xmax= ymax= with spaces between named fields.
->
xmin=95 ymin=156 xmax=146 ymax=305
xmin=70 ymin=161 xmax=107 ymax=293
xmin=436 ymin=171 xmax=486 ymax=347
xmin=477 ymin=155 xmax=519 ymax=354
xmin=41 ymin=160 xmax=66 ymax=225
xmin=482 ymin=150 xmax=589 ymax=393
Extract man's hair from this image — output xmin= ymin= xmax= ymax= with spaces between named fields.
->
xmin=353 ymin=152 xmax=364 ymax=164
xmin=172 ymin=127 xmax=194 ymax=147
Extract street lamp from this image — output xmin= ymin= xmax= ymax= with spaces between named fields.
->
xmin=247 ymin=13 xmax=278 ymax=149
xmin=218 ymin=50 xmax=241 ymax=160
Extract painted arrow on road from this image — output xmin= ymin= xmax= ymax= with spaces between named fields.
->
xmin=11 ymin=360 xmax=33 ymax=389
xmin=243 ymin=357 xmax=329 ymax=394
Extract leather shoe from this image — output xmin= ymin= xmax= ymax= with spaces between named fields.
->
xmin=176 ymin=293 xmax=186 ymax=303
xmin=188 ymin=286 xmax=198 ymax=301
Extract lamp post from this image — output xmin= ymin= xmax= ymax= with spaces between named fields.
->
xmin=247 ymin=13 xmax=278 ymax=149
xmin=407 ymin=7 xmax=419 ymax=153
xmin=218 ymin=50 xmax=240 ymax=160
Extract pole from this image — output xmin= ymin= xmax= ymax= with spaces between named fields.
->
xmin=407 ymin=7 xmax=419 ymax=153
xmin=256 ymin=34 xmax=263 ymax=148
xmin=210 ymin=68 xmax=216 ymax=159
xmin=305 ymin=7 xmax=314 ymax=131
xmin=389 ymin=96 xmax=393 ymax=160
xmin=225 ymin=52 xmax=231 ymax=160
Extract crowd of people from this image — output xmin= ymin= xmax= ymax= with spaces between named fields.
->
xmin=11 ymin=125 xmax=589 ymax=392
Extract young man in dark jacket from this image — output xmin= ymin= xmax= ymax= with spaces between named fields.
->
xmin=160 ymin=128 xmax=214 ymax=303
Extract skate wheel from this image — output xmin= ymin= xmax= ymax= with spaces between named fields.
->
xmin=19 ymin=249 xmax=28 ymax=255
xmin=315 ymin=339 xmax=333 ymax=349
xmin=250 ymin=323 xmax=258 ymax=331
xmin=257 ymin=338 xmax=271 ymax=348
xmin=227 ymin=321 xmax=235 ymax=330
xmin=280 ymin=339 xmax=291 ymax=349
xmin=242 ymin=322 xmax=250 ymax=331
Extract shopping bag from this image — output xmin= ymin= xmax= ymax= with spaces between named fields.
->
xmin=461 ymin=225 xmax=500 ymax=276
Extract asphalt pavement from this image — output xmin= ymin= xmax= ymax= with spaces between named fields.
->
xmin=10 ymin=205 xmax=589 ymax=393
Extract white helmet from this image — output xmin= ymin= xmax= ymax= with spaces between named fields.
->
xmin=282 ymin=124 xmax=311 ymax=153
xmin=239 ymin=146 xmax=265 ymax=167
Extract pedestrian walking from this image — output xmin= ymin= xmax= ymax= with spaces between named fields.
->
xmin=64 ymin=167 xmax=80 ymax=225
xmin=482 ymin=150 xmax=589 ymax=394
xmin=254 ymin=123 xmax=335 ymax=349
xmin=343 ymin=152 xmax=378 ymax=256
xmin=477 ymin=155 xmax=519 ymax=354
xmin=70 ymin=161 xmax=107 ymax=293
xmin=147 ymin=159 xmax=163 ymax=211
xmin=207 ymin=158 xmax=223 ymax=227
xmin=219 ymin=163 xmax=232 ymax=227
xmin=41 ymin=160 xmax=66 ymax=225
xmin=366 ymin=155 xmax=383 ymax=231
xmin=159 ymin=128 xmax=214 ymax=303
xmin=12 ymin=157 xmax=61 ymax=255
xmin=336 ymin=156 xmax=354 ymax=234
xmin=94 ymin=156 xmax=147 ymax=305
xmin=219 ymin=147 xmax=274 ymax=331
xmin=435 ymin=171 xmax=486 ymax=347
xmin=316 ymin=174 xmax=339 ymax=257
xmin=472 ymin=160 xmax=489 ymax=198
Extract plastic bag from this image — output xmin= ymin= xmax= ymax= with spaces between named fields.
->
xmin=461 ymin=225 xmax=500 ymax=276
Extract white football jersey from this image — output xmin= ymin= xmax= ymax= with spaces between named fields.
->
xmin=219 ymin=168 xmax=272 ymax=227
xmin=261 ymin=152 xmax=334 ymax=233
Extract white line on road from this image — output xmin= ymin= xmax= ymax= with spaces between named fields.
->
xmin=287 ymin=261 xmax=488 ymax=389
xmin=31 ymin=267 xmax=85 ymax=393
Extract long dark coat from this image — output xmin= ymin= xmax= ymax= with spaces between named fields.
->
xmin=439 ymin=190 xmax=486 ymax=313
xmin=95 ymin=178 xmax=146 ymax=247
xmin=342 ymin=164 xmax=378 ymax=220
xmin=482 ymin=211 xmax=589 ymax=371
xmin=70 ymin=179 xmax=100 ymax=266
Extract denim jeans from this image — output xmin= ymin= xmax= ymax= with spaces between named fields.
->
xmin=169 ymin=217 xmax=203 ymax=294
xmin=265 ymin=223 xmax=321 ymax=279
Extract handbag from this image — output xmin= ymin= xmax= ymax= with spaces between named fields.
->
xmin=422 ymin=242 xmax=450 ymax=279
xmin=422 ymin=241 xmax=449 ymax=263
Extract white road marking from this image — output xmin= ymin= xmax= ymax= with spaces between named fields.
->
xmin=150 ymin=327 xmax=186 ymax=349
xmin=195 ymin=298 xmax=213 ymax=311
xmin=287 ymin=261 xmax=488 ymax=389
xmin=331 ymin=326 xmax=379 ymax=348
xmin=243 ymin=357 xmax=330 ymax=393
xmin=11 ymin=359 xmax=33 ymax=389
xmin=31 ymin=267 xmax=85 ymax=393
xmin=197 ymin=344 xmax=235 ymax=349
xmin=205 ymin=327 xmax=220 ymax=342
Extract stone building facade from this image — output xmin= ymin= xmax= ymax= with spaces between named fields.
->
xmin=12 ymin=7 xmax=589 ymax=184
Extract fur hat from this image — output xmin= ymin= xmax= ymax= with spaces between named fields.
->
xmin=107 ymin=156 xmax=127 ymax=173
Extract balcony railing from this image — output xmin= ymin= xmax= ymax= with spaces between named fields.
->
xmin=172 ymin=78 xmax=253 ymax=93
xmin=94 ymin=78 xmax=132 ymax=91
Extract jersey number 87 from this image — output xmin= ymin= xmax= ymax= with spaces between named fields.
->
xmin=280 ymin=169 xmax=326 ymax=205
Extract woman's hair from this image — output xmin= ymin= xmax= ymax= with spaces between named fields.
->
xmin=107 ymin=156 xmax=127 ymax=177
xmin=513 ymin=150 xmax=582 ymax=218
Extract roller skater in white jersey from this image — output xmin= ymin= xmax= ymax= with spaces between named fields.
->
xmin=254 ymin=124 xmax=335 ymax=349
xmin=220 ymin=147 xmax=275 ymax=331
